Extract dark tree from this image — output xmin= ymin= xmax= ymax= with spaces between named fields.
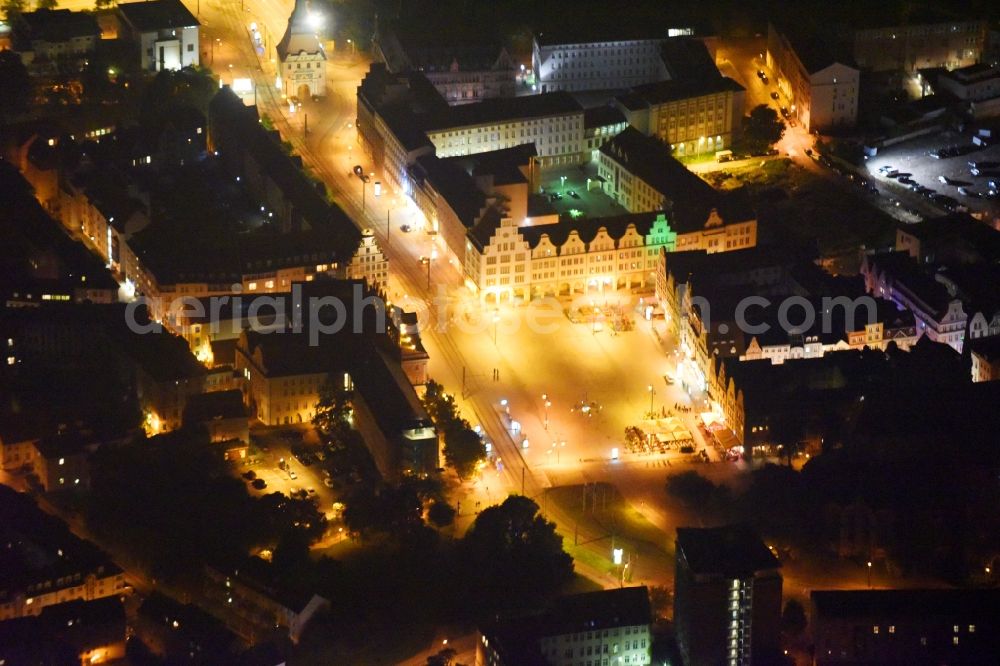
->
xmin=743 ymin=104 xmax=785 ymax=155
xmin=426 ymin=647 xmax=457 ymax=666
xmin=781 ymin=598 xmax=808 ymax=638
xmin=36 ymin=0 xmax=57 ymax=8
xmin=460 ymin=495 xmax=573 ymax=610
xmin=444 ymin=427 xmax=486 ymax=479
xmin=342 ymin=482 xmax=423 ymax=537
xmin=772 ymin=413 xmax=806 ymax=466
xmin=665 ymin=470 xmax=717 ymax=507
xmin=0 ymin=50 xmax=30 ymax=121
xmin=422 ymin=379 xmax=486 ymax=478
xmin=0 ymin=0 xmax=24 ymax=21
xmin=427 ymin=500 xmax=456 ymax=528
xmin=313 ymin=375 xmax=354 ymax=446
xmin=272 ymin=528 xmax=313 ymax=574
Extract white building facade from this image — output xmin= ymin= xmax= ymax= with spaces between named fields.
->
xmin=532 ymin=35 xmax=668 ymax=93
xmin=117 ymin=0 xmax=200 ymax=72
xmin=276 ymin=0 xmax=326 ymax=99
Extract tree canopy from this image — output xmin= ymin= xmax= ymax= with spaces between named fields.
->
xmin=422 ymin=380 xmax=485 ymax=479
xmin=0 ymin=50 xmax=30 ymax=121
xmin=460 ymin=495 xmax=573 ymax=609
xmin=743 ymin=104 xmax=785 ymax=155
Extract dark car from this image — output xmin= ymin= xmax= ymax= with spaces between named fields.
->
xmin=251 ymin=478 xmax=266 ymax=490
xmin=779 ymin=106 xmax=790 ymax=119
xmin=757 ymin=69 xmax=766 ymax=79
xmin=770 ymin=91 xmax=779 ymax=100
xmin=242 ymin=470 xmax=256 ymax=481
xmin=399 ymin=224 xmax=412 ymax=233
xmin=568 ymin=190 xmax=580 ymax=199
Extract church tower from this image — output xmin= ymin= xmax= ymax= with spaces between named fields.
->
xmin=276 ymin=0 xmax=326 ymax=99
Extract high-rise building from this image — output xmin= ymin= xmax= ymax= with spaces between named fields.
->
xmin=674 ymin=525 xmax=782 ymax=666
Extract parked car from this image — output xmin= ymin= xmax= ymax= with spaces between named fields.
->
xmin=251 ymin=479 xmax=267 ymax=490
xmin=568 ymin=190 xmax=580 ymax=199
xmin=770 ymin=91 xmax=779 ymax=100
xmin=323 ymin=477 xmax=334 ymax=488
xmin=779 ymin=106 xmax=790 ymax=119
xmin=399 ymin=224 xmax=412 ymax=233
xmin=958 ymin=187 xmax=981 ymax=198
xmin=289 ymin=470 xmax=297 ymax=480
xmin=242 ymin=470 xmax=256 ymax=480
xmin=756 ymin=69 xmax=766 ymax=79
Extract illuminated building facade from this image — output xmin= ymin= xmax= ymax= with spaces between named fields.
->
xmin=276 ymin=0 xmax=326 ymax=99
xmin=767 ymin=23 xmax=859 ymax=131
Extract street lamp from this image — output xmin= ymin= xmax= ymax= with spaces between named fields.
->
xmin=560 ymin=175 xmax=567 ymax=189
xmin=647 ymin=385 xmax=655 ymax=419
xmin=542 ymin=394 xmax=551 ymax=430
xmin=492 ymin=308 xmax=500 ymax=345
xmin=867 ymin=561 xmax=873 ymax=588
xmin=420 ymin=255 xmax=433 ymax=290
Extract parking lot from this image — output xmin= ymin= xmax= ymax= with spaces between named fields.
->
xmin=864 ymin=126 xmax=1000 ymax=224
xmin=239 ymin=424 xmax=341 ymax=519
xmin=537 ymin=164 xmax=629 ymax=219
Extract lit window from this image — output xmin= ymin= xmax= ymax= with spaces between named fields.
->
xmin=953 ymin=636 xmax=959 ymax=645
xmin=873 ymin=626 xmax=879 ymax=634
xmin=969 ymin=625 xmax=975 ymax=633
xmin=58 ymin=458 xmax=65 ymax=465
xmin=888 ymin=626 xmax=895 ymax=634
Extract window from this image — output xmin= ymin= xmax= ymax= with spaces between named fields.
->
xmin=187 ymin=43 xmax=193 ymax=52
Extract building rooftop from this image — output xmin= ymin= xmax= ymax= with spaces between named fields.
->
xmin=600 ymin=127 xmax=753 ymax=229
xmin=770 ymin=19 xmax=854 ymax=74
xmin=117 ymin=0 xmax=198 ymax=32
xmin=941 ymin=63 xmax=999 ymax=85
xmin=275 ymin=0 xmax=324 ymax=61
xmin=812 ymin=588 xmax=1000 ymax=618
xmin=17 ymin=9 xmax=100 ymax=44
xmin=660 ymin=37 xmax=723 ymax=82
xmin=0 ymin=597 xmax=125 ymax=664
xmin=533 ymin=27 xmax=671 ymax=47
xmin=0 ymin=163 xmax=119 ymax=297
xmin=899 ymin=213 xmax=1000 ymax=264
xmin=543 ymin=586 xmax=652 ymax=636
xmin=664 ymin=245 xmax=811 ymax=287
xmin=411 ymin=153 xmax=486 ymax=228
xmin=33 ymin=428 xmax=101 ymax=459
xmin=969 ymin=335 xmax=1000 ymax=362
xmin=623 ymin=75 xmax=744 ymax=107
xmin=583 ymin=105 xmax=627 ymax=130
xmin=0 ymin=485 xmax=123 ymax=602
xmin=182 ymin=389 xmax=247 ymax=424
xmin=676 ymin=525 xmax=780 ymax=578
xmin=425 ymin=91 xmax=582 ymax=131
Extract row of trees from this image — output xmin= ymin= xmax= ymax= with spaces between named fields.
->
xmin=422 ymin=380 xmax=486 ymax=479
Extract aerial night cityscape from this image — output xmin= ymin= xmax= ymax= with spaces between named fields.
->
xmin=3 ymin=0 xmax=1000 ymax=664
